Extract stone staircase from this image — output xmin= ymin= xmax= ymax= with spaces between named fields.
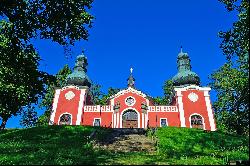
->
xmin=92 ymin=128 xmax=157 ymax=153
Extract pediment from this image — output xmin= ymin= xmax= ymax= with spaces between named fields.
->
xmin=109 ymin=87 xmax=147 ymax=99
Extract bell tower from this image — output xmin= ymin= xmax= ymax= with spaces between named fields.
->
xmin=49 ymin=53 xmax=92 ymax=125
xmin=172 ymin=48 xmax=216 ymax=131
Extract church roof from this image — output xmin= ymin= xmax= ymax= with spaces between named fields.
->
xmin=66 ymin=53 xmax=92 ymax=87
xmin=172 ymin=47 xmax=200 ymax=86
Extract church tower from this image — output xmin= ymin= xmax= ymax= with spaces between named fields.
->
xmin=172 ymin=47 xmax=216 ymax=131
xmin=49 ymin=53 xmax=92 ymax=125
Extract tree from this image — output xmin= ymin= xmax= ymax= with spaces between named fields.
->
xmin=0 ymin=21 xmax=52 ymax=129
xmin=152 ymin=79 xmax=174 ymax=106
xmin=209 ymin=0 xmax=249 ymax=135
xmin=0 ymin=0 xmax=94 ymax=46
xmin=0 ymin=0 xmax=94 ymax=129
xmin=162 ymin=79 xmax=174 ymax=105
xmin=96 ymin=87 xmax=121 ymax=105
xmin=36 ymin=65 xmax=72 ymax=126
xmin=20 ymin=105 xmax=38 ymax=128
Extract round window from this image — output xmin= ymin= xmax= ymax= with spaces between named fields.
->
xmin=125 ymin=96 xmax=135 ymax=106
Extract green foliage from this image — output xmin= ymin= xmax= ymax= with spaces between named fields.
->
xmin=20 ymin=106 xmax=38 ymax=128
xmin=89 ymin=83 xmax=103 ymax=105
xmin=0 ymin=20 xmax=52 ymax=129
xmin=152 ymin=79 xmax=174 ymax=105
xmin=0 ymin=126 xmax=96 ymax=165
xmin=209 ymin=0 xmax=249 ymax=135
xmin=95 ymin=87 xmax=121 ymax=105
xmin=155 ymin=127 xmax=249 ymax=164
xmin=0 ymin=126 xmax=248 ymax=165
xmin=37 ymin=65 xmax=72 ymax=126
xmin=0 ymin=0 xmax=94 ymax=46
xmin=0 ymin=0 xmax=94 ymax=129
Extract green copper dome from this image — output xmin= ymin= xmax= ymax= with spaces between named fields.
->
xmin=66 ymin=54 xmax=91 ymax=87
xmin=172 ymin=48 xmax=200 ymax=86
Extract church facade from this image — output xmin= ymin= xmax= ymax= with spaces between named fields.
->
xmin=49 ymin=49 xmax=216 ymax=131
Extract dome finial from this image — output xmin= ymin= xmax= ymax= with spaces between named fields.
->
xmin=130 ymin=67 xmax=133 ymax=74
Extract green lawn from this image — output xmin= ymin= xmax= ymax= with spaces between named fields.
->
xmin=154 ymin=127 xmax=249 ymax=165
xmin=0 ymin=126 xmax=248 ymax=165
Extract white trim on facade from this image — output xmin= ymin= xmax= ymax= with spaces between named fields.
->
xmin=120 ymin=108 xmax=140 ymax=128
xmin=189 ymin=113 xmax=206 ymax=130
xmin=93 ymin=118 xmax=101 ymax=126
xmin=116 ymin=112 xmax=119 ymax=128
xmin=61 ymin=85 xmax=80 ymax=91
xmin=111 ymin=98 xmax=115 ymax=128
xmin=204 ymin=91 xmax=216 ymax=131
xmin=145 ymin=99 xmax=149 ymax=128
xmin=109 ymin=87 xmax=147 ymax=99
xmin=49 ymin=89 xmax=61 ymax=125
xmin=142 ymin=111 xmax=144 ymax=128
xmin=176 ymin=90 xmax=186 ymax=127
xmin=125 ymin=96 xmax=136 ymax=106
xmin=174 ymin=85 xmax=211 ymax=92
xmin=58 ymin=112 xmax=73 ymax=125
xmin=148 ymin=106 xmax=178 ymax=112
xmin=160 ymin=118 xmax=168 ymax=127
xmin=76 ymin=89 xmax=87 ymax=125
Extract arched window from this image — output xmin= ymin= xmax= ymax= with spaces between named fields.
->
xmin=191 ymin=114 xmax=203 ymax=129
xmin=160 ymin=118 xmax=168 ymax=127
xmin=59 ymin=114 xmax=72 ymax=125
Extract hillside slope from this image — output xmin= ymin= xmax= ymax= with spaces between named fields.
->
xmin=0 ymin=126 xmax=248 ymax=165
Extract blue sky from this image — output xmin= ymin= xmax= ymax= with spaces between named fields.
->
xmin=6 ymin=0 xmax=237 ymax=128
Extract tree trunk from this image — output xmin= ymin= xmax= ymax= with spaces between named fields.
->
xmin=0 ymin=117 xmax=8 ymax=130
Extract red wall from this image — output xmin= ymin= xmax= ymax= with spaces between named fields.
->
xmin=53 ymin=88 xmax=81 ymax=125
xmin=52 ymin=86 xmax=214 ymax=130
xmin=148 ymin=112 xmax=180 ymax=127
xmin=181 ymin=90 xmax=211 ymax=130
xmin=81 ymin=112 xmax=113 ymax=127
xmin=113 ymin=92 xmax=147 ymax=128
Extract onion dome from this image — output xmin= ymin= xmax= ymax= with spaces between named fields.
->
xmin=66 ymin=53 xmax=91 ymax=87
xmin=172 ymin=47 xmax=200 ymax=86
xmin=127 ymin=67 xmax=135 ymax=88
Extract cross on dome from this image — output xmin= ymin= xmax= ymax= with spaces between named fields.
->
xmin=130 ymin=67 xmax=133 ymax=74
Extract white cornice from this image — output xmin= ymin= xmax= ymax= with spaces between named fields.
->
xmin=174 ymin=85 xmax=211 ymax=91
xmin=109 ymin=87 xmax=147 ymax=99
xmin=60 ymin=85 xmax=89 ymax=91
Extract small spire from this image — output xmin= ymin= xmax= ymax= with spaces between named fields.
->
xmin=127 ymin=67 xmax=135 ymax=88
xmin=180 ymin=46 xmax=183 ymax=53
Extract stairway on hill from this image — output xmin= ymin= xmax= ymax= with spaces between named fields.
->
xmin=92 ymin=128 xmax=157 ymax=153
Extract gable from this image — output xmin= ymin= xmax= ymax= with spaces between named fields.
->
xmin=109 ymin=87 xmax=147 ymax=100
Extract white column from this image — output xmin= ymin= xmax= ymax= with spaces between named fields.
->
xmin=49 ymin=89 xmax=61 ymax=125
xmin=176 ymin=89 xmax=186 ymax=127
xmin=145 ymin=99 xmax=149 ymax=128
xmin=142 ymin=112 xmax=144 ymax=128
xmin=76 ymin=89 xmax=87 ymax=125
xmin=111 ymin=99 xmax=115 ymax=128
xmin=204 ymin=90 xmax=216 ymax=131
xmin=116 ymin=112 xmax=119 ymax=128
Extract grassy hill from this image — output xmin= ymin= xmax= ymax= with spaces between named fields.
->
xmin=0 ymin=126 xmax=249 ymax=165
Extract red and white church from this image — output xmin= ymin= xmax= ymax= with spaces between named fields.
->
xmin=49 ymin=49 xmax=216 ymax=131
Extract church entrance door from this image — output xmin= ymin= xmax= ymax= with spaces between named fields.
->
xmin=122 ymin=109 xmax=138 ymax=128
